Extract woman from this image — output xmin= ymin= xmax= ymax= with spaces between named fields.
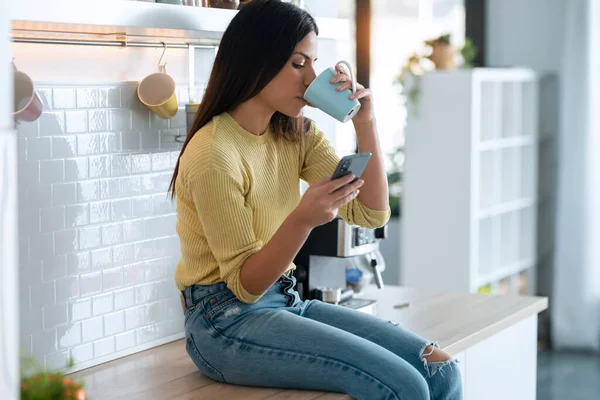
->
xmin=170 ymin=1 xmax=462 ymax=399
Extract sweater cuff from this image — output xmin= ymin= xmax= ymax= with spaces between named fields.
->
xmin=354 ymin=202 xmax=392 ymax=229
xmin=238 ymin=281 xmax=263 ymax=304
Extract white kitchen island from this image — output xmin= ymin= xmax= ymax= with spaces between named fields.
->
xmin=69 ymin=285 xmax=547 ymax=400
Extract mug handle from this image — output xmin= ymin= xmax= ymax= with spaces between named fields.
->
xmin=336 ymin=61 xmax=357 ymax=94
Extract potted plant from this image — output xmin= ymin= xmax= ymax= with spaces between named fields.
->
xmin=387 ymin=145 xmax=404 ymax=218
xmin=424 ymin=34 xmax=455 ymax=70
xmin=20 ymin=355 xmax=87 ymax=400
xmin=395 ymin=34 xmax=478 ymax=114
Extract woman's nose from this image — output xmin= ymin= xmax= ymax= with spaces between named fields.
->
xmin=304 ymin=67 xmax=318 ymax=87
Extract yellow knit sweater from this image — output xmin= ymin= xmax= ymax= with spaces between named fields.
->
xmin=174 ymin=112 xmax=390 ymax=303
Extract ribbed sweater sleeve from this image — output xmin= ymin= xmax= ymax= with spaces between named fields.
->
xmin=300 ymin=124 xmax=391 ymax=228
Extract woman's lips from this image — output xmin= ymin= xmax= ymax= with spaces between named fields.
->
xmin=298 ymin=97 xmax=316 ymax=107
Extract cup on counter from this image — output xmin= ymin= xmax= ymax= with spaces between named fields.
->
xmin=12 ymin=61 xmax=43 ymax=123
xmin=303 ymin=60 xmax=361 ymax=123
xmin=137 ymin=64 xmax=179 ymax=119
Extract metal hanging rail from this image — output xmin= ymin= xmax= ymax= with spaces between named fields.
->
xmin=11 ymin=28 xmax=220 ymax=49
xmin=11 ymin=37 xmax=217 ymax=49
xmin=11 ymin=31 xmax=219 ymax=144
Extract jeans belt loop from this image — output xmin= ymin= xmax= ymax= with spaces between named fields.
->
xmin=183 ymin=286 xmax=194 ymax=309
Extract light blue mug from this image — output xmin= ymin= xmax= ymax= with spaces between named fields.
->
xmin=303 ymin=60 xmax=361 ymax=123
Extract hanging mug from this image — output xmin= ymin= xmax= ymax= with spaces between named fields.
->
xmin=138 ymin=63 xmax=178 ymax=120
xmin=303 ymin=60 xmax=361 ymax=123
xmin=12 ymin=61 xmax=43 ymax=123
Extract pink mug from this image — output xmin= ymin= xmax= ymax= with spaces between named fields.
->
xmin=13 ymin=61 xmax=43 ymax=123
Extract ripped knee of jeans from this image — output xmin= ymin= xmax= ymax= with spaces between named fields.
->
xmin=420 ymin=341 xmax=460 ymax=378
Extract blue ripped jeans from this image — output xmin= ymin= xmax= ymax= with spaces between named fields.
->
xmin=182 ymin=274 xmax=462 ymax=400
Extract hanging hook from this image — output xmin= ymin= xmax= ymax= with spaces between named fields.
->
xmin=158 ymin=42 xmax=168 ymax=72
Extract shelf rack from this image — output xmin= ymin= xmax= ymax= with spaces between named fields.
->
xmin=401 ymin=68 xmax=540 ymax=297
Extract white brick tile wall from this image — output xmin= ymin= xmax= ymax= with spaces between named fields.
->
xmin=30 ymin=281 xmax=55 ymax=309
xmin=41 ymin=207 xmax=66 ymax=233
xmin=125 ymin=305 xmax=146 ymax=331
xmin=112 ymin=243 xmax=134 ymax=266
xmin=80 ymin=272 xmax=103 ymax=297
xmin=89 ymin=200 xmax=111 ymax=224
xmin=43 ymin=303 xmax=68 ymax=329
xmin=104 ymin=311 xmax=126 ymax=337
xmin=21 ymin=335 xmax=33 ymax=356
xmin=53 ymin=182 xmax=77 ymax=206
xmin=24 ymin=260 xmax=42 ymax=286
xmin=69 ymin=299 xmax=92 ymax=322
xmin=57 ymin=323 xmax=81 ymax=350
xmin=39 ymin=111 xmax=66 ymax=136
xmin=53 ymin=88 xmax=76 ymax=110
xmin=40 ymin=160 xmax=65 ymax=185
xmin=67 ymin=252 xmax=91 ymax=276
xmin=114 ymin=287 xmax=135 ymax=311
xmin=66 ymin=111 xmax=88 ymax=134
xmin=131 ymin=196 xmax=154 ymax=218
xmin=92 ymin=293 xmax=114 ymax=316
xmin=42 ymin=255 xmax=67 ymax=282
xmin=91 ymin=247 xmax=112 ymax=270
xmin=38 ymin=88 xmax=53 ymax=109
xmin=18 ymin=82 xmax=184 ymax=371
xmin=46 ymin=351 xmax=70 ymax=371
xmin=115 ymin=331 xmax=136 ymax=352
xmin=82 ymin=316 xmax=104 ymax=343
xmin=94 ymin=336 xmax=116 ymax=358
xmin=28 ymin=137 xmax=52 ymax=160
xmin=76 ymin=88 xmax=101 ymax=109
xmin=71 ymin=343 xmax=94 ymax=365
xmin=32 ymin=329 xmax=58 ymax=356
xmin=52 ymin=136 xmax=77 ymax=158
xmin=56 ymin=276 xmax=80 ymax=303
xmin=55 ymin=229 xmax=79 ymax=255
xmin=66 ymin=204 xmax=89 ymax=228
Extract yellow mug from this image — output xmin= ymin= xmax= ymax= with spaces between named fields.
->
xmin=137 ymin=65 xmax=178 ymax=119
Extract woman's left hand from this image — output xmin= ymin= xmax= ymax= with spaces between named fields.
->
xmin=331 ymin=64 xmax=375 ymax=125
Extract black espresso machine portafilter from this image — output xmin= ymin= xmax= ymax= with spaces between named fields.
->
xmin=293 ymin=217 xmax=387 ymax=313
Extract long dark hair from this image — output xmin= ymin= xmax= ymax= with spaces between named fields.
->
xmin=168 ymin=0 xmax=319 ymax=198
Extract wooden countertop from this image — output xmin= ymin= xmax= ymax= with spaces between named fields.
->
xmin=359 ymin=285 xmax=548 ymax=355
xmin=69 ymin=285 xmax=547 ymax=399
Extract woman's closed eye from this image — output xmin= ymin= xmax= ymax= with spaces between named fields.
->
xmin=292 ymin=62 xmax=305 ymax=69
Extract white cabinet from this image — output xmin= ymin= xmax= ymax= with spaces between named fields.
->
xmin=455 ymin=316 xmax=538 ymax=400
xmin=401 ymin=69 xmax=539 ymax=295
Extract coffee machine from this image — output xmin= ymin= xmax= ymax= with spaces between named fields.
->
xmin=293 ymin=217 xmax=387 ymax=314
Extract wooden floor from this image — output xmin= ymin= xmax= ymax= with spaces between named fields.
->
xmin=69 ymin=339 xmax=352 ymax=400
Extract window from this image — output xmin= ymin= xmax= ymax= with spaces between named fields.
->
xmin=371 ymin=0 xmax=465 ymax=153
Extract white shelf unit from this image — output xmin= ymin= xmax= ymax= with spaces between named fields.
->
xmin=401 ymin=68 xmax=539 ymax=296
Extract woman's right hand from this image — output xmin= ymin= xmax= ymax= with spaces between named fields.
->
xmin=293 ymin=174 xmax=364 ymax=229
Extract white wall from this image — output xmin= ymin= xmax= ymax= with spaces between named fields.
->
xmin=486 ymin=0 xmax=564 ymax=342
xmin=0 ymin=1 xmax=9 ymax=128
xmin=486 ymin=0 xmax=564 ymax=73
xmin=551 ymin=0 xmax=600 ymax=351
xmin=488 ymin=0 xmax=600 ymax=350
xmin=1 ymin=0 xmax=20 ymax=399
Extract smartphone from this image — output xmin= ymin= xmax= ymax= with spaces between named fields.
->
xmin=331 ymin=152 xmax=372 ymax=183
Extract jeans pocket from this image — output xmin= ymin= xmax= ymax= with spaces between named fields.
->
xmin=186 ymin=332 xmax=226 ymax=383
xmin=184 ymin=303 xmax=199 ymax=323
